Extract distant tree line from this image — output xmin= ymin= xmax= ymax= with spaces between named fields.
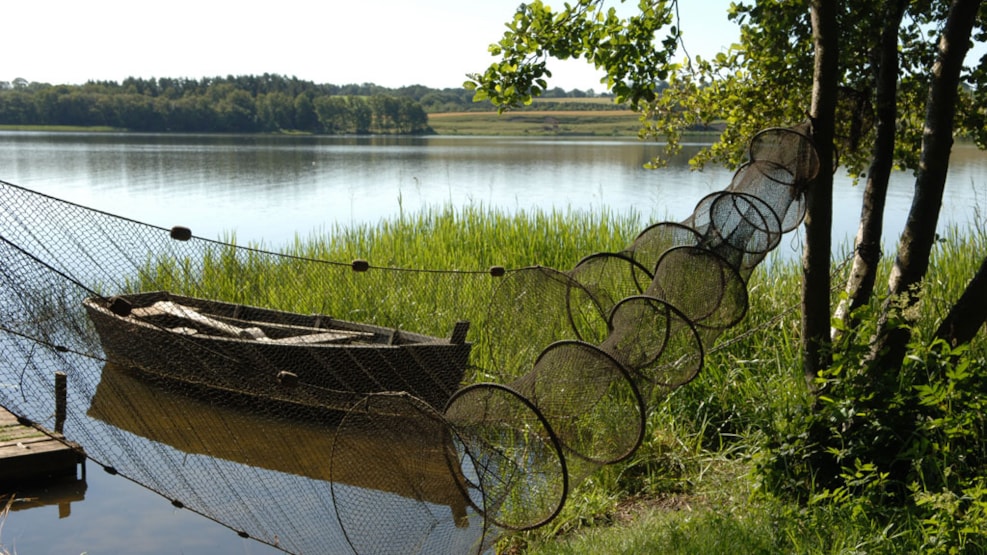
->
xmin=0 ymin=74 xmax=429 ymax=133
xmin=0 ymin=74 xmax=618 ymax=133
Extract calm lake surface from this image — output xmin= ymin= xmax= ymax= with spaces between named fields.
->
xmin=0 ymin=132 xmax=985 ymax=554
xmin=4 ymin=132 xmax=985 ymax=257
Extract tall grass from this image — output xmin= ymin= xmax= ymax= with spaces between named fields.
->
xmin=289 ymin=203 xmax=643 ymax=270
xmin=0 ymin=495 xmax=13 ymax=555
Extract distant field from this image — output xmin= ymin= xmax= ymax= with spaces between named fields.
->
xmin=532 ymin=96 xmax=617 ymax=105
xmin=427 ymin=110 xmax=643 ymax=136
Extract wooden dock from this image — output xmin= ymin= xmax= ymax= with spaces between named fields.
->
xmin=0 ymin=407 xmax=86 ymax=487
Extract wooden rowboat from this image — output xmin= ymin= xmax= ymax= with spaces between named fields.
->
xmin=83 ymin=291 xmax=471 ymax=412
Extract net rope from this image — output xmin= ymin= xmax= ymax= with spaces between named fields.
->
xmin=0 ymin=124 xmax=819 ymax=554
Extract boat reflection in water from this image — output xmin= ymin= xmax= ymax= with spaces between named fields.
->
xmin=86 ymin=363 xmax=486 ymax=554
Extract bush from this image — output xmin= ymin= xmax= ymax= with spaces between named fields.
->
xmin=757 ymin=300 xmax=987 ymax=552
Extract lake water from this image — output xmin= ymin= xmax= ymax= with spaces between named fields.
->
xmin=4 ymin=132 xmax=985 ymax=257
xmin=0 ymin=131 xmax=985 ymax=554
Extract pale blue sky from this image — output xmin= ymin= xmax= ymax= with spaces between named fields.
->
xmin=10 ymin=2 xmax=983 ymax=91
xmin=7 ymin=0 xmax=740 ymax=90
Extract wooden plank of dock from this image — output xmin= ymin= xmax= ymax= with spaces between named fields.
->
xmin=0 ymin=407 xmax=85 ymax=487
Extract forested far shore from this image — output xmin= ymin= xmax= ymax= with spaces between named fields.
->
xmin=0 ymin=74 xmax=621 ymax=134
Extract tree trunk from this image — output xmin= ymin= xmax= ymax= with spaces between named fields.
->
xmin=832 ymin=0 xmax=908 ymax=339
xmin=868 ymin=0 xmax=983 ymax=370
xmin=802 ymin=0 xmax=840 ymax=387
xmin=935 ymin=254 xmax=987 ymax=350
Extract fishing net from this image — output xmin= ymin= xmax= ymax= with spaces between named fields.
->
xmin=0 ymin=124 xmax=818 ymax=554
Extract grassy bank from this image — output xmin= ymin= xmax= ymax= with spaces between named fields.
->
xmin=181 ymin=206 xmax=986 ymax=553
xmin=0 ymin=124 xmax=121 ymax=133
xmin=513 ymin=221 xmax=987 ymax=554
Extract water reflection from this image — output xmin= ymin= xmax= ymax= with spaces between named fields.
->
xmin=4 ymin=476 xmax=87 ymax=519
xmin=87 ymin=364 xmax=465 ymax=510
xmin=83 ymin=363 xmax=486 ymax=554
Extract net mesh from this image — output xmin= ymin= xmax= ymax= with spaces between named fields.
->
xmin=0 ymin=124 xmax=818 ymax=554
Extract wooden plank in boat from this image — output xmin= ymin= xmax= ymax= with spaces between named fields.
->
xmin=208 ymin=313 xmax=375 ymax=340
xmin=131 ymin=301 xmax=266 ymax=339
xmin=269 ymin=331 xmax=371 ymax=345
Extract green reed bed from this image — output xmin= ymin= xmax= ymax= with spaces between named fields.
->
xmin=288 ymin=206 xmax=641 ymax=376
xmin=289 ymin=203 xmax=644 ymax=270
xmin=143 ymin=207 xmax=987 ymax=553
